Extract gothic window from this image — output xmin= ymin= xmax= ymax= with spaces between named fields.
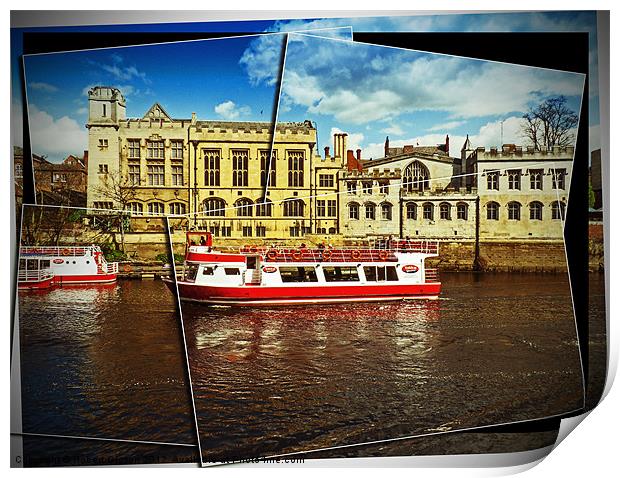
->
xmin=552 ymin=169 xmax=566 ymax=190
xmin=348 ymin=202 xmax=360 ymax=220
xmin=529 ymin=201 xmax=543 ymax=220
xmin=147 ymin=202 xmax=164 ymax=216
xmin=508 ymin=201 xmax=521 ymax=220
xmin=147 ymin=165 xmax=164 ymax=186
xmin=422 ymin=202 xmax=434 ymax=220
xmin=255 ymin=198 xmax=273 ymax=217
xmin=259 ymin=150 xmax=276 ymax=187
xmin=287 ymin=150 xmax=304 ymax=187
xmin=486 ymin=201 xmax=500 ymax=220
xmin=146 ymin=140 xmax=164 ymax=160
xmin=508 ymin=170 xmax=521 ymax=190
xmin=235 ymin=198 xmax=253 ymax=217
xmin=347 ymin=181 xmax=357 ymax=194
xmin=232 ymin=149 xmax=249 ymax=187
xmin=381 ymin=202 xmax=393 ymax=220
xmin=552 ymin=201 xmax=566 ymax=220
xmin=283 ymin=199 xmax=305 ymax=217
xmin=379 ymin=180 xmax=389 ymax=194
xmin=204 ymin=149 xmax=221 ymax=186
xmin=169 ymin=202 xmax=186 ymax=215
xmin=15 ymin=163 xmax=23 ymax=178
xmin=361 ymin=181 xmax=373 ymax=194
xmin=406 ymin=202 xmax=417 ymax=220
xmin=403 ymin=161 xmax=430 ymax=192
xmin=439 ymin=202 xmax=451 ymax=220
xmin=530 ymin=169 xmax=543 ymax=190
xmin=126 ymin=202 xmax=143 ymax=214
xmin=203 ymin=198 xmax=226 ymax=217
xmin=486 ymin=171 xmax=499 ymax=190
xmin=457 ymin=202 xmax=468 ymax=220
xmin=365 ymin=202 xmax=376 ymax=220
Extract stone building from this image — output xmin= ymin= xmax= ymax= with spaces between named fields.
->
xmin=86 ymin=86 xmax=340 ymax=239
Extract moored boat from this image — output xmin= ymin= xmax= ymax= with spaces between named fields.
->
xmin=19 ymin=245 xmax=119 ymax=285
xmin=165 ymin=232 xmax=441 ymax=306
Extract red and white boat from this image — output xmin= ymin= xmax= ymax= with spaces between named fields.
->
xmin=19 ymin=245 xmax=119 ymax=285
xmin=165 ymin=232 xmax=441 ymax=306
xmin=17 ymin=263 xmax=55 ymax=290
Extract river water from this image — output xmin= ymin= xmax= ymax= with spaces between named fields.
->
xmin=181 ymin=272 xmax=584 ymax=463
xmin=17 ymin=273 xmax=589 ymax=465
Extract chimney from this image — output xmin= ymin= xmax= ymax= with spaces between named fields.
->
xmin=445 ymin=134 xmax=450 ymax=155
xmin=83 ymin=150 xmax=89 ymax=167
xmin=356 ymin=149 xmax=362 ymax=161
xmin=324 ymin=146 xmax=330 ymax=160
xmin=384 ymin=136 xmax=390 ymax=157
xmin=333 ymin=134 xmax=340 ymax=158
xmin=191 ymin=112 xmax=197 ymax=125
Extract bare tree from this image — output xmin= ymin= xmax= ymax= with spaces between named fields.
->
xmin=93 ymin=171 xmax=139 ymax=252
xmin=522 ymin=96 xmax=578 ymax=151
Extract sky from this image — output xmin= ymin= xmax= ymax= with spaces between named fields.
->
xmin=12 ymin=11 xmax=601 ymax=161
xmin=20 ymin=28 xmax=352 ymax=162
xmin=276 ymin=34 xmax=585 ymax=160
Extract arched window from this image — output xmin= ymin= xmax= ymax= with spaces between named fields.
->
xmin=403 ymin=160 xmax=430 ymax=192
xmin=15 ymin=163 xmax=23 ymax=178
xmin=456 ymin=202 xmax=468 ymax=220
xmin=235 ymin=198 xmax=253 ymax=217
xmin=169 ymin=202 xmax=186 ymax=215
xmin=551 ymin=201 xmax=566 ymax=220
xmin=255 ymin=198 xmax=273 ymax=217
xmin=364 ymin=202 xmax=376 ymax=220
xmin=406 ymin=202 xmax=417 ymax=220
xmin=126 ymin=202 xmax=143 ymax=215
xmin=508 ymin=201 xmax=521 ymax=220
xmin=422 ymin=202 xmax=434 ymax=220
xmin=439 ymin=202 xmax=451 ymax=220
xmin=348 ymin=202 xmax=360 ymax=220
xmin=529 ymin=201 xmax=543 ymax=220
xmin=147 ymin=202 xmax=164 ymax=216
xmin=487 ymin=201 xmax=500 ymax=220
xmin=203 ymin=198 xmax=226 ymax=217
xmin=381 ymin=202 xmax=393 ymax=220
xmin=283 ymin=199 xmax=304 ymax=217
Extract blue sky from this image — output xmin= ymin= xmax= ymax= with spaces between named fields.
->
xmin=277 ymin=34 xmax=585 ymax=160
xmin=12 ymin=11 xmax=600 ymax=161
xmin=21 ymin=29 xmax=351 ymax=162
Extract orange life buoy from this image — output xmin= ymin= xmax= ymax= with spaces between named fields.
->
xmin=321 ymin=250 xmax=332 ymax=261
xmin=378 ymin=250 xmax=388 ymax=260
xmin=350 ymin=250 xmax=361 ymax=260
xmin=61 ymin=248 xmax=71 ymax=256
xmin=291 ymin=250 xmax=302 ymax=260
xmin=249 ymin=246 xmax=258 ymax=253
xmin=123 ymin=264 xmax=132 ymax=272
xmin=267 ymin=250 xmax=277 ymax=260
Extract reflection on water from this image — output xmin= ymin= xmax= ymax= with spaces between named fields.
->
xmin=183 ymin=272 xmax=584 ymax=462
xmin=19 ymin=281 xmax=195 ymax=445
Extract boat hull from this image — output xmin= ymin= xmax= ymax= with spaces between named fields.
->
xmin=18 ymin=276 xmax=55 ymax=290
xmin=167 ymin=278 xmax=441 ymax=306
xmin=53 ymin=273 xmax=117 ymax=285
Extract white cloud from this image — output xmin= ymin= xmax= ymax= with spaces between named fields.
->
xmin=381 ymin=124 xmax=405 ymax=136
xmin=76 ymin=107 xmax=88 ymax=115
xmin=329 ymin=127 xmax=364 ymax=152
xmin=214 ymin=100 xmax=251 ymax=120
xmin=27 ymin=104 xmax=87 ymax=161
xmin=427 ymin=121 xmax=465 ymax=132
xmin=281 ymin=36 xmax=585 ymax=125
xmin=28 ymin=82 xmax=58 ymax=93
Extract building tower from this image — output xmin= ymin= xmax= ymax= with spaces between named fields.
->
xmin=86 ymin=86 xmax=126 ymax=209
xmin=460 ymin=134 xmax=474 ymax=188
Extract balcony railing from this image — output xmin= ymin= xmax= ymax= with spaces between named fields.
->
xmin=18 ymin=269 xmax=54 ymax=282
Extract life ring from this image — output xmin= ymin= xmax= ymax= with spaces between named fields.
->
xmin=291 ymin=250 xmax=303 ymax=260
xmin=61 ymin=248 xmax=71 ymax=256
xmin=123 ymin=264 xmax=132 ymax=272
xmin=32 ymin=247 xmax=41 ymax=254
xmin=321 ymin=250 xmax=332 ymax=261
xmin=378 ymin=250 xmax=388 ymax=260
xmin=249 ymin=246 xmax=258 ymax=253
xmin=266 ymin=250 xmax=277 ymax=260
xmin=350 ymin=250 xmax=361 ymax=260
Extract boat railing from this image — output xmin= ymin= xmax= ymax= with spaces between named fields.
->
xmin=425 ymin=268 xmax=440 ymax=283
xmin=105 ymin=262 xmax=119 ymax=274
xmin=18 ymin=268 xmax=54 ymax=282
xmin=20 ymin=246 xmax=99 ymax=257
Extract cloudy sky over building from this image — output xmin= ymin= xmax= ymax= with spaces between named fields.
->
xmin=14 ymin=11 xmax=599 ymax=162
xmin=276 ymin=33 xmax=585 ymax=159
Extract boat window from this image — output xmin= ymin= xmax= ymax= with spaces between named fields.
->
xmin=224 ymin=268 xmax=240 ymax=276
xmin=202 ymin=266 xmax=215 ymax=275
xmin=19 ymin=259 xmax=26 ymax=270
xmin=40 ymin=260 xmax=50 ymax=269
xmin=364 ymin=266 xmax=398 ymax=281
xmin=279 ymin=266 xmax=318 ymax=283
xmin=323 ymin=266 xmax=359 ymax=282
xmin=185 ymin=263 xmax=199 ymax=281
xmin=27 ymin=259 xmax=38 ymax=270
